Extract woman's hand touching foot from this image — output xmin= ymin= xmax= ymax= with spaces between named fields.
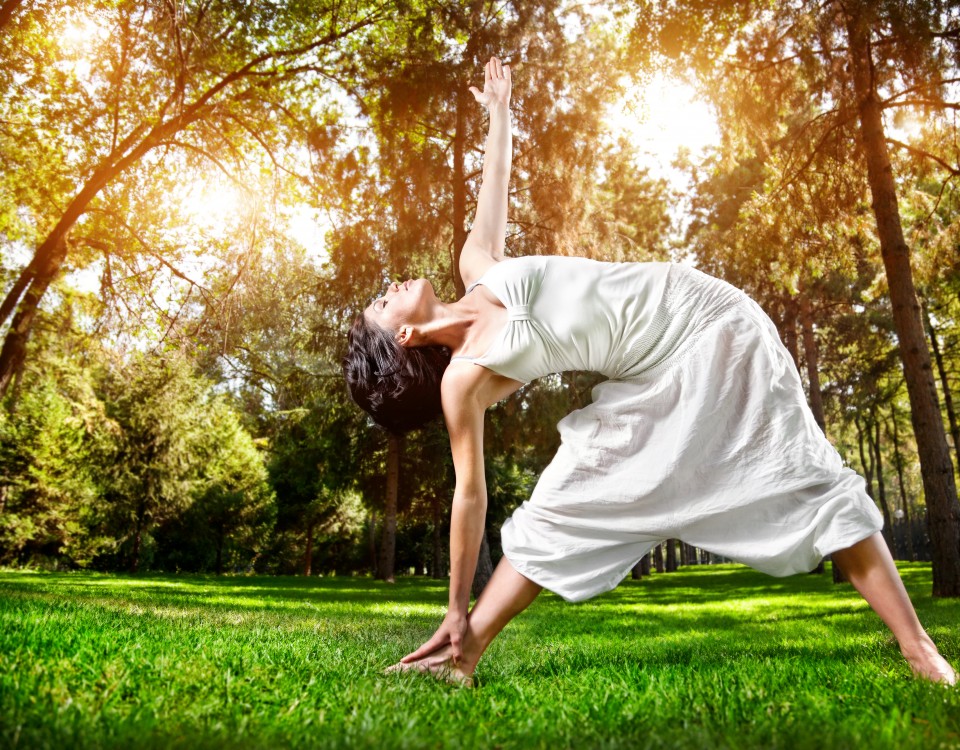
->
xmin=385 ymin=643 xmax=475 ymax=688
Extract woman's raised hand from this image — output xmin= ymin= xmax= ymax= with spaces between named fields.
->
xmin=469 ymin=56 xmax=511 ymax=109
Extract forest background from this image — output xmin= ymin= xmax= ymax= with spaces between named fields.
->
xmin=2 ymin=0 xmax=960 ymax=595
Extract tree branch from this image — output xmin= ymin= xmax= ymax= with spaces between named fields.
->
xmin=158 ymin=139 xmax=248 ymax=189
xmin=81 ymin=213 xmax=216 ymax=301
xmin=881 ymin=77 xmax=960 ymax=105
xmin=886 ymin=137 xmax=960 ymax=176
xmin=0 ymin=0 xmax=23 ymax=34
xmin=772 ymin=108 xmax=860 ymax=194
xmin=723 ymin=47 xmax=848 ymax=75
xmin=882 ymin=98 xmax=960 ymax=111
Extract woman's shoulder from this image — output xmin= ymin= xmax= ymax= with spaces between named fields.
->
xmin=487 ymin=253 xmax=660 ymax=276
xmin=466 ymin=253 xmax=667 ymax=295
xmin=441 ymin=359 xmax=523 ymax=412
xmin=464 ymin=254 xmax=546 ymax=292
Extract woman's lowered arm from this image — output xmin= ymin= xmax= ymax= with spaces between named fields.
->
xmin=399 ymin=365 xmax=489 ymax=666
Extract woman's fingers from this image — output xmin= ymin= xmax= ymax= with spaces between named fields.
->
xmin=472 ymin=56 xmax=510 ymax=105
xmin=384 ymin=658 xmax=474 ymax=688
xmin=448 ymin=630 xmax=463 ymax=664
xmin=399 ymin=632 xmax=449 ymax=664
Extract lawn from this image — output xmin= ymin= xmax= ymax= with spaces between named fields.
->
xmin=0 ymin=564 xmax=957 ymax=749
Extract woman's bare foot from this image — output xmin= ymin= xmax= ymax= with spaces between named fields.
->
xmin=384 ymin=644 xmax=475 ymax=688
xmin=901 ymin=638 xmax=957 ymax=685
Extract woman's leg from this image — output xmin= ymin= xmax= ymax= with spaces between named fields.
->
xmin=831 ymin=532 xmax=956 ymax=684
xmin=459 ymin=557 xmax=543 ymax=672
xmin=389 ymin=557 xmax=541 ymax=684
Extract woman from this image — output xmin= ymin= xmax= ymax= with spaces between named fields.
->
xmin=343 ymin=57 xmax=956 ymax=686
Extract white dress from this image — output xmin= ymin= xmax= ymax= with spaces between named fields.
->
xmin=459 ymin=255 xmax=883 ymax=602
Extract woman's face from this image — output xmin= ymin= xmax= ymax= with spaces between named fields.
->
xmin=364 ymin=278 xmax=437 ymax=334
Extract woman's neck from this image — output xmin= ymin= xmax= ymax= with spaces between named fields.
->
xmin=418 ymin=295 xmax=486 ymax=352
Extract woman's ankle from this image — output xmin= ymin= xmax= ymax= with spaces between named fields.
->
xmin=898 ymin=637 xmax=957 ymax=684
xmin=898 ymin=632 xmax=938 ymax=661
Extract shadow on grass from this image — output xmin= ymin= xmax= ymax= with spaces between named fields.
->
xmin=0 ymin=571 xmax=449 ymax=606
xmin=4 ymin=562 xmax=957 ymax=735
xmin=0 ymin=563 xmax=950 ymax=651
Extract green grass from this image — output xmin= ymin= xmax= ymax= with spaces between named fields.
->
xmin=0 ymin=564 xmax=957 ymax=749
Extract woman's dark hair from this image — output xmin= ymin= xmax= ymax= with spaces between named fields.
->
xmin=343 ymin=313 xmax=451 ymax=434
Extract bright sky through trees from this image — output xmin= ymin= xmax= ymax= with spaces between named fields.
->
xmin=604 ymin=72 xmax=720 ymax=189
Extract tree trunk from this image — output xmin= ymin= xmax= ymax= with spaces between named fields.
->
xmin=431 ymin=493 xmax=444 ymax=579
xmin=378 ymin=433 xmax=401 ymax=582
xmin=832 ymin=558 xmax=847 ymax=584
xmin=870 ymin=412 xmax=893 ymax=548
xmin=890 ymin=402 xmax=915 ymax=561
xmin=368 ymin=508 xmax=378 ymax=578
xmin=131 ymin=511 xmax=143 ymax=574
xmin=665 ymin=539 xmax=677 ymax=572
xmin=471 ymin=531 xmax=494 ymax=597
xmin=856 ymin=417 xmax=876 ymax=503
xmin=215 ymin=533 xmax=224 ymax=576
xmin=631 ymin=551 xmax=654 ymax=579
xmin=844 ymin=3 xmax=960 ymax=595
xmin=0 ymin=267 xmax=34 ymax=334
xmin=781 ymin=293 xmax=801 ymax=370
xmin=304 ymin=522 xmax=314 ymax=577
xmin=0 ymin=237 xmax=69 ymax=396
xmin=799 ymin=291 xmax=826 ymax=433
xmin=924 ymin=300 xmax=960 ymax=477
xmin=653 ymin=543 xmax=664 ymax=573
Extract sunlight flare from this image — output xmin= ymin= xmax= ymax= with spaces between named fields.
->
xmin=175 ymin=173 xmax=247 ymax=232
xmin=57 ymin=10 xmax=109 ymax=77
xmin=605 ymin=72 xmax=720 ymax=178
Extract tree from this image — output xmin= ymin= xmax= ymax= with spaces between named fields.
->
xmin=0 ymin=0 xmax=383 ymax=394
xmin=326 ymin=0 xmax=669 ymax=591
xmin=842 ymin=0 xmax=960 ymax=595
xmin=0 ymin=369 xmax=104 ymax=566
xmin=183 ymin=398 xmax=276 ymax=575
xmin=379 ymin=432 xmax=402 ymax=582
xmin=637 ymin=0 xmax=960 ymax=594
xmin=96 ymin=353 xmax=208 ymax=571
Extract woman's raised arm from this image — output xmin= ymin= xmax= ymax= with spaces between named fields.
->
xmin=459 ymin=57 xmax=512 ymax=288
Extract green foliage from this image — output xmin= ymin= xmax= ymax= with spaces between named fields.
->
xmin=0 ymin=565 xmax=958 ymax=748
xmin=0 ymin=374 xmax=105 ymax=567
xmin=0 ymin=0 xmax=383 ymax=355
xmin=2 ymin=0 xmax=960 ymax=580
xmin=0 ymin=331 xmax=281 ymax=574
xmin=94 ymin=354 xmax=210 ymax=569
xmin=157 ymin=397 xmax=277 ymax=574
xmin=650 ymin=0 xmax=960 ymax=526
xmin=265 ymin=396 xmax=367 ymax=575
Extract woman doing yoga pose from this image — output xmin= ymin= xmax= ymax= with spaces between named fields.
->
xmin=343 ymin=57 xmax=956 ymax=686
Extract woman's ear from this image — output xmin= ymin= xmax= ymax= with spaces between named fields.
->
xmin=396 ymin=325 xmax=415 ymax=347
